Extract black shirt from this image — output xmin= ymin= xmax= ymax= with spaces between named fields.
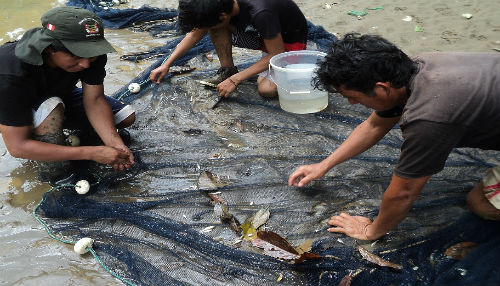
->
xmin=233 ymin=0 xmax=307 ymax=43
xmin=0 ymin=41 xmax=106 ymax=127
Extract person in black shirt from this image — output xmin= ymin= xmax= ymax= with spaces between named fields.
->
xmin=0 ymin=7 xmax=135 ymax=184
xmin=150 ymin=0 xmax=307 ymax=99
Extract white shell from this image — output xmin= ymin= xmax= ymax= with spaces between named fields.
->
xmin=128 ymin=83 xmax=141 ymax=93
xmin=103 ymin=6 xmax=109 ymax=10
xmin=402 ymin=16 xmax=413 ymax=22
xmin=323 ymin=3 xmax=331 ymax=9
xmin=462 ymin=13 xmax=473 ymax=19
xmin=75 ymin=180 xmax=90 ymax=195
xmin=74 ymin=237 xmax=93 ymax=254
xmin=112 ymin=0 xmax=120 ymax=5
xmin=99 ymin=1 xmax=107 ymax=6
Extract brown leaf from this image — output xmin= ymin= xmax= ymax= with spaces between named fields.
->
xmin=338 ymin=272 xmax=352 ymax=286
xmin=197 ymin=171 xmax=218 ymax=191
xmin=295 ymin=240 xmax=313 ymax=254
xmin=444 ymin=242 xmax=477 ymax=260
xmin=294 ymin=252 xmax=322 ymax=264
xmin=252 ymin=231 xmax=300 ymax=260
xmin=357 ymin=245 xmax=402 ymax=270
xmin=252 ymin=231 xmax=322 ymax=263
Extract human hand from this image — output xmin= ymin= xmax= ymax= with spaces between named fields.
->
xmin=288 ymin=163 xmax=327 ymax=187
xmin=327 ymin=213 xmax=373 ymax=240
xmin=92 ymin=146 xmax=133 ymax=170
xmin=111 ymin=145 xmax=135 ymax=171
xmin=216 ymin=77 xmax=238 ymax=98
xmin=150 ymin=64 xmax=170 ymax=84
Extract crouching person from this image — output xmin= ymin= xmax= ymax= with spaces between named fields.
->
xmin=0 ymin=6 xmax=135 ymax=185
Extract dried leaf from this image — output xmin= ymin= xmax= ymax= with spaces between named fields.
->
xmin=241 ymin=220 xmax=257 ymax=241
xmin=252 ymin=235 xmax=300 ymax=260
xmin=229 ymin=216 xmax=242 ymax=235
xmin=338 ymin=272 xmax=352 ymax=286
xmin=250 ymin=231 xmax=322 ymax=263
xmin=295 ymin=240 xmax=313 ymax=254
xmin=294 ymin=252 xmax=322 ymax=264
xmin=444 ymin=242 xmax=477 ymax=260
xmin=277 ymin=273 xmax=283 ymax=282
xmin=357 ymin=245 xmax=402 ymax=270
xmin=250 ymin=206 xmax=270 ymax=229
xmin=197 ymin=171 xmax=218 ymax=191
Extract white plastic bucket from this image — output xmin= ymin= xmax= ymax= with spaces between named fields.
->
xmin=269 ymin=50 xmax=328 ymax=114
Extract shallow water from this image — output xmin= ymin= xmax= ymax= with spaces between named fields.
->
xmin=1 ymin=0 xmax=499 ymax=285
xmin=0 ymin=1 xmax=168 ymax=285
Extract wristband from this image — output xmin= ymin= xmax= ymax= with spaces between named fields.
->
xmin=228 ymin=77 xmax=238 ymax=87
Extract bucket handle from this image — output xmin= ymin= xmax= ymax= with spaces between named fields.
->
xmin=268 ymin=64 xmax=311 ymax=94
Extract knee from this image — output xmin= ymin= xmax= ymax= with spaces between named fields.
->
xmin=34 ymin=103 xmax=65 ymax=135
xmin=116 ymin=112 xmax=136 ymax=129
xmin=257 ymin=77 xmax=278 ymax=98
xmin=466 ymin=183 xmax=500 ymax=221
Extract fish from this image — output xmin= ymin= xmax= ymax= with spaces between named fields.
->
xmin=199 ymin=80 xmax=217 ymax=88
xmin=169 ymin=65 xmax=196 ymax=75
xmin=357 ymin=245 xmax=402 ymax=270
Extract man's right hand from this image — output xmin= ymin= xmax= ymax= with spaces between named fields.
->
xmin=288 ymin=163 xmax=328 ymax=187
xmin=150 ymin=64 xmax=170 ymax=84
xmin=92 ymin=146 xmax=133 ymax=169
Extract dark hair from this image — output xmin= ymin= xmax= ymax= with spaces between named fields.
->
xmin=47 ymin=39 xmax=74 ymax=55
xmin=178 ymin=0 xmax=234 ymax=33
xmin=314 ymin=33 xmax=418 ymax=94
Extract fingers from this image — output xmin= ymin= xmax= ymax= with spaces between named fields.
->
xmin=327 ymin=227 xmax=346 ymax=234
xmin=288 ymin=171 xmax=303 ymax=186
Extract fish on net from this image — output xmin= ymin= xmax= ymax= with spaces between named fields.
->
xmin=35 ymin=2 xmax=500 ymax=286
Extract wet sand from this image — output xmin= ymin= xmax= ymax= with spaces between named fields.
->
xmin=1 ymin=0 xmax=499 ymax=285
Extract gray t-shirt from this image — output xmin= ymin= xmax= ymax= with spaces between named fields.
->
xmin=395 ymin=52 xmax=500 ymax=178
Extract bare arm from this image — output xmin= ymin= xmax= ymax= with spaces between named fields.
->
xmin=289 ymin=112 xmax=400 ymax=186
xmin=82 ymin=83 xmax=134 ymax=170
xmin=217 ymin=33 xmax=285 ymax=97
xmin=0 ymin=124 xmax=96 ymax=161
xmin=150 ymin=28 xmax=208 ymax=83
xmin=233 ymin=33 xmax=285 ymax=83
xmin=328 ymin=174 xmax=431 ymax=240
xmin=0 ymin=123 xmax=129 ymax=167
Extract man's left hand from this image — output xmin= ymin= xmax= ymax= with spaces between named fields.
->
xmin=327 ymin=212 xmax=373 ymax=240
xmin=217 ymin=78 xmax=237 ymax=98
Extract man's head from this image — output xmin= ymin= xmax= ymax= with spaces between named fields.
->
xmin=178 ymin=0 xmax=235 ymax=33
xmin=314 ymin=33 xmax=417 ymax=96
xmin=15 ymin=6 xmax=115 ymax=65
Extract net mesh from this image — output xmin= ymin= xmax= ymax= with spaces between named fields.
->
xmin=34 ymin=1 xmax=500 ymax=285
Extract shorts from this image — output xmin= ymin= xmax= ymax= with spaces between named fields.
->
xmin=32 ymin=87 xmax=135 ymax=130
xmin=231 ymin=28 xmax=307 ymax=81
xmin=482 ymin=166 xmax=500 ymax=210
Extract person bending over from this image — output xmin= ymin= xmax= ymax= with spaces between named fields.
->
xmin=289 ymin=33 xmax=500 ymax=240
xmin=0 ymin=6 xmax=136 ymax=185
xmin=150 ymin=0 xmax=308 ymax=99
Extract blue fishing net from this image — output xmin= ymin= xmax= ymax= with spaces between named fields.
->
xmin=34 ymin=2 xmax=500 ymax=286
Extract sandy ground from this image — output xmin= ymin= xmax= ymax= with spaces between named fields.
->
xmin=0 ymin=0 xmax=499 ymax=285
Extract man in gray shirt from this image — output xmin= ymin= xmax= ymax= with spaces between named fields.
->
xmin=288 ymin=33 xmax=500 ymax=240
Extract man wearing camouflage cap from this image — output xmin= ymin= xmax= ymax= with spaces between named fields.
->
xmin=0 ymin=6 xmax=136 ymax=184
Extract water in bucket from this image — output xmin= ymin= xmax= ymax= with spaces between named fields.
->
xmin=269 ymin=51 xmax=328 ymax=114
